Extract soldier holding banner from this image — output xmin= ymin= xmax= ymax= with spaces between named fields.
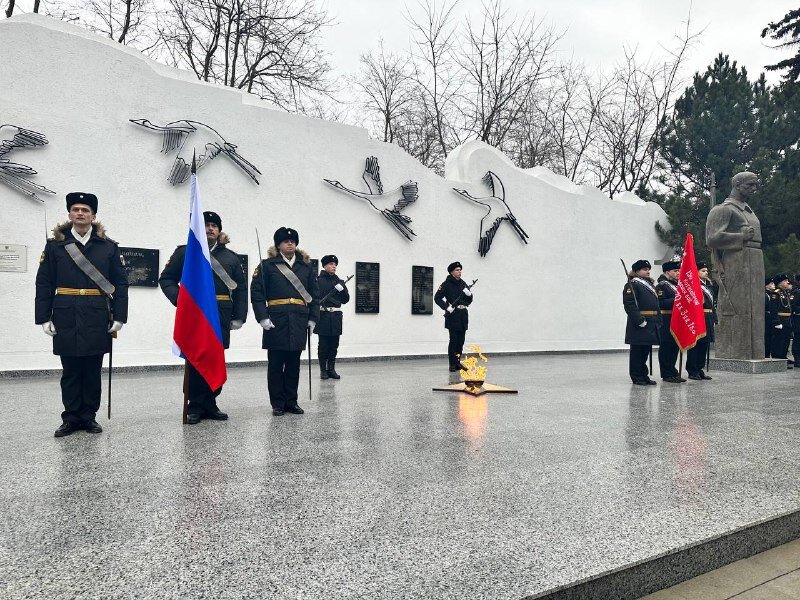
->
xmin=686 ymin=262 xmax=714 ymax=380
xmin=159 ymin=211 xmax=247 ymax=424
xmin=251 ymin=227 xmax=319 ymax=416
xmin=35 ymin=192 xmax=129 ymax=437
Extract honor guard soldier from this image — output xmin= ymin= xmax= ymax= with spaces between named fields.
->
xmin=686 ymin=262 xmax=714 ymax=380
xmin=251 ymin=227 xmax=319 ymax=415
xmin=769 ymin=274 xmax=793 ymax=365
xmin=35 ymin=192 xmax=129 ymax=437
xmin=159 ymin=211 xmax=247 ymax=424
xmin=765 ymin=277 xmax=776 ymax=357
xmin=792 ymin=275 xmax=800 ymax=365
xmin=315 ymin=255 xmax=350 ymax=380
xmin=656 ymin=260 xmax=686 ymax=383
xmin=623 ymin=259 xmax=661 ymax=385
xmin=434 ymin=261 xmax=474 ymax=372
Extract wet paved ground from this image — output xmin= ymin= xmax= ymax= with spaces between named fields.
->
xmin=1 ymin=354 xmax=799 ymax=599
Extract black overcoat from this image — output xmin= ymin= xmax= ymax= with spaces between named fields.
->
xmin=700 ymin=279 xmax=716 ymax=343
xmin=315 ymin=270 xmax=350 ymax=336
xmin=769 ymin=288 xmax=793 ymax=328
xmin=656 ymin=279 xmax=678 ymax=329
xmin=434 ymin=275 xmax=473 ymax=331
xmin=250 ymin=248 xmax=320 ymax=351
xmin=35 ymin=222 xmax=129 ymax=357
xmin=623 ymin=277 xmax=661 ymax=345
xmin=158 ymin=236 xmax=248 ymax=349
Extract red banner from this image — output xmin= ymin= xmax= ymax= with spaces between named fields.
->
xmin=670 ymin=233 xmax=707 ymax=350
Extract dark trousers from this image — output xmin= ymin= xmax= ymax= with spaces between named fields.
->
xmin=186 ymin=361 xmax=223 ymax=416
xmin=318 ymin=335 xmax=340 ymax=363
xmin=765 ymin=316 xmax=772 ymax=357
xmin=686 ymin=338 xmax=709 ymax=375
xmin=658 ymin=332 xmax=680 ymax=378
xmin=629 ymin=345 xmax=652 ymax=382
xmin=59 ymin=355 xmax=104 ymax=424
xmin=771 ymin=326 xmax=791 ymax=359
xmin=792 ymin=319 xmax=800 ymax=361
xmin=447 ymin=329 xmax=466 ymax=366
xmin=267 ymin=349 xmax=302 ymax=410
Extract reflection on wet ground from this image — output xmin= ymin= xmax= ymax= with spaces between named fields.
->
xmin=1 ymin=354 xmax=798 ymax=599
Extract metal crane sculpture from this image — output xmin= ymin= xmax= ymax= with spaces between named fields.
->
xmin=0 ymin=124 xmax=55 ymax=203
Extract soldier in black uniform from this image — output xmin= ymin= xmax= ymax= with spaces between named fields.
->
xmin=35 ymin=192 xmax=129 ymax=437
xmin=315 ymin=254 xmax=350 ymax=380
xmin=251 ymin=227 xmax=319 ymax=415
xmin=656 ymin=260 xmax=686 ymax=383
xmin=159 ymin=211 xmax=248 ymax=424
xmin=623 ymin=259 xmax=661 ymax=385
xmin=434 ymin=261 xmax=474 ymax=372
xmin=686 ymin=262 xmax=714 ymax=380
xmin=792 ymin=275 xmax=800 ymax=365
xmin=769 ymin=274 xmax=793 ymax=365
xmin=765 ymin=276 xmax=776 ymax=358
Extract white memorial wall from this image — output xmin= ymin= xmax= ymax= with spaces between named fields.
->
xmin=0 ymin=15 xmax=670 ymax=372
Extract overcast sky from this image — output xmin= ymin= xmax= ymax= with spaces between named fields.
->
xmin=322 ymin=0 xmax=797 ymax=84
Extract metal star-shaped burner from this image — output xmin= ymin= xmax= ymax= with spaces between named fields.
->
xmin=452 ymin=171 xmax=529 ymax=257
xmin=0 ymin=124 xmax=55 ymax=203
xmin=130 ymin=119 xmax=261 ymax=185
xmin=324 ymin=156 xmax=418 ymax=241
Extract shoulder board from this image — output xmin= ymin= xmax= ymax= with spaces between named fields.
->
xmin=657 ymin=290 xmax=663 ymax=296
xmin=625 ymin=288 xmax=632 ymax=294
xmin=39 ymin=250 xmax=45 ymax=264
xmin=252 ymin=266 xmax=260 ymax=279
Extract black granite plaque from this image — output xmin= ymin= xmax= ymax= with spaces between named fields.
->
xmin=120 ymin=247 xmax=159 ymax=287
xmin=238 ymin=254 xmax=249 ymax=278
xmin=311 ymin=258 xmax=319 ymax=275
xmin=355 ymin=261 xmax=380 ymax=314
xmin=411 ymin=266 xmax=434 ymax=315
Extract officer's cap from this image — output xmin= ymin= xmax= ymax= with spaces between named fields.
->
xmin=631 ymin=259 xmax=651 ymax=271
xmin=766 ymin=276 xmax=775 ymax=285
xmin=774 ymin=273 xmax=789 ymax=285
xmin=273 ymin=227 xmax=299 ymax=246
xmin=321 ymin=254 xmax=338 ymax=266
xmin=662 ymin=261 xmax=681 ymax=272
xmin=66 ymin=192 xmax=98 ymax=214
xmin=696 ymin=262 xmax=708 ymax=270
xmin=204 ymin=211 xmax=222 ymax=230
xmin=447 ymin=261 xmax=462 ymax=274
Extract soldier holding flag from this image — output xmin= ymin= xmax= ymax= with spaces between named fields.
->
xmin=656 ymin=260 xmax=686 ymax=383
xmin=35 ymin=192 xmax=129 ymax=437
xmin=686 ymin=262 xmax=714 ymax=380
xmin=669 ymin=233 xmax=708 ymax=378
xmin=159 ymin=211 xmax=247 ymax=424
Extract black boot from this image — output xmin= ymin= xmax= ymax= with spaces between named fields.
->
xmin=327 ymin=358 xmax=341 ymax=380
xmin=319 ymin=359 xmax=329 ymax=380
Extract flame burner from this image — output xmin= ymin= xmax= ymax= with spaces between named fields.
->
xmin=433 ymin=345 xmax=518 ymax=397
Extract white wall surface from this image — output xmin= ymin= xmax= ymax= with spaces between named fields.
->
xmin=0 ymin=15 xmax=670 ymax=372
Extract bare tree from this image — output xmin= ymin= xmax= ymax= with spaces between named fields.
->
xmin=157 ymin=0 xmax=333 ymax=110
xmin=5 ymin=0 xmax=15 ymax=18
xmin=590 ymin=18 xmax=700 ymax=196
xmin=405 ymin=0 xmax=461 ymax=172
xmin=44 ymin=0 xmax=155 ymax=45
xmin=353 ymin=40 xmax=415 ymax=143
xmin=456 ymin=0 xmax=560 ymax=148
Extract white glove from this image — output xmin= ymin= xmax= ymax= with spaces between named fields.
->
xmin=638 ymin=320 xmax=648 ymax=328
xmin=775 ymin=324 xmax=783 ymax=330
xmin=260 ymin=318 xmax=275 ymax=330
xmin=308 ymin=320 xmax=315 ymax=329
xmin=463 ymin=288 xmax=472 ymax=297
xmin=230 ymin=320 xmax=243 ymax=330
xmin=42 ymin=321 xmax=57 ymax=336
xmin=334 ymin=283 xmax=344 ymax=292
xmin=446 ymin=306 xmax=455 ymax=314
xmin=107 ymin=321 xmax=123 ymax=333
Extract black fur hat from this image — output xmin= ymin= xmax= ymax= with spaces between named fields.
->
xmin=66 ymin=192 xmax=98 ymax=214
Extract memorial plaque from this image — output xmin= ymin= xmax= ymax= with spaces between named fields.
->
xmin=238 ymin=254 xmax=249 ymax=278
xmin=120 ymin=247 xmax=160 ymax=287
xmin=311 ymin=258 xmax=319 ymax=275
xmin=411 ymin=266 xmax=434 ymax=315
xmin=355 ymin=261 xmax=380 ymax=314
xmin=0 ymin=244 xmax=26 ymax=273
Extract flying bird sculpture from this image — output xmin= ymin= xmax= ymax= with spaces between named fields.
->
xmin=324 ymin=156 xmax=418 ymax=241
xmin=129 ymin=119 xmax=261 ymax=185
xmin=452 ymin=171 xmax=529 ymax=257
xmin=0 ymin=124 xmax=55 ymax=203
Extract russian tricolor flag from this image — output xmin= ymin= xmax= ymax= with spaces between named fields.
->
xmin=172 ymin=171 xmax=227 ymax=390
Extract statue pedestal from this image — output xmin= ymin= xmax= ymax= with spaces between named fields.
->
xmin=709 ymin=358 xmax=788 ymax=374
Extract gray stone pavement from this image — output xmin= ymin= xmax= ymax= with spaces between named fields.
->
xmin=1 ymin=354 xmax=799 ymax=599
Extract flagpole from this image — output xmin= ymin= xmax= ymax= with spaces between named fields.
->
xmin=181 ymin=152 xmax=198 ymax=425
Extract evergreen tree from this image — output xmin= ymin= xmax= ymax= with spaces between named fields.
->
xmin=762 ymin=8 xmax=800 ymax=83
